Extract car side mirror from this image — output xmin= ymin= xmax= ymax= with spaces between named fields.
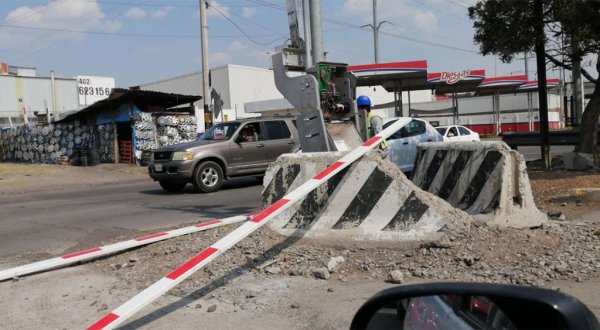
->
xmin=447 ymin=132 xmax=455 ymax=137
xmin=351 ymin=282 xmax=599 ymax=330
xmin=234 ymin=135 xmax=244 ymax=143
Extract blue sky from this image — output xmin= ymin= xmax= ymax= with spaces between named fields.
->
xmin=0 ymin=0 xmax=567 ymax=88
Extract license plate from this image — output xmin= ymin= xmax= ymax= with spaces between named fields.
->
xmin=155 ymin=163 xmax=163 ymax=172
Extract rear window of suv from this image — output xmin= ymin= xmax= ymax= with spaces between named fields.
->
xmin=265 ymin=121 xmax=291 ymax=140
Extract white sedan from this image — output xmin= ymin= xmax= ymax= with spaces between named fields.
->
xmin=436 ymin=125 xmax=480 ymax=142
xmin=381 ymin=117 xmax=443 ymax=173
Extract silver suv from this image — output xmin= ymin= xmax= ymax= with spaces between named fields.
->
xmin=148 ymin=117 xmax=299 ymax=192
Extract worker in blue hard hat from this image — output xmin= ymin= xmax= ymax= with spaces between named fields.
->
xmin=357 ymin=95 xmax=387 ymax=151
xmin=357 ymin=95 xmax=383 ymax=138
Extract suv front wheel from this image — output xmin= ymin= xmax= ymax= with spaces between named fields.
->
xmin=192 ymin=161 xmax=224 ymax=193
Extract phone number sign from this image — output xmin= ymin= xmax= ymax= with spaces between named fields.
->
xmin=76 ymin=76 xmax=115 ymax=106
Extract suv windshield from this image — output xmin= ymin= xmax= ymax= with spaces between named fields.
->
xmin=201 ymin=122 xmax=241 ymax=140
xmin=436 ymin=127 xmax=447 ymax=135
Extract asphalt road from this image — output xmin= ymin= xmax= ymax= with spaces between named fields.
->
xmin=0 ymin=178 xmax=263 ymax=258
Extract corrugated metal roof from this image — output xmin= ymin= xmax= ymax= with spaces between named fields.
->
xmin=56 ymin=88 xmax=201 ymax=122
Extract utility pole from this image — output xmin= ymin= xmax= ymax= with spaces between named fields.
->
xmin=572 ymin=54 xmax=583 ymax=125
xmin=199 ymin=0 xmax=211 ymax=129
xmin=309 ymin=0 xmax=324 ymax=63
xmin=302 ymin=0 xmax=312 ymax=67
xmin=524 ymin=52 xmax=529 ymax=79
xmin=361 ymin=0 xmax=388 ymax=63
xmin=534 ymin=0 xmax=550 ymax=170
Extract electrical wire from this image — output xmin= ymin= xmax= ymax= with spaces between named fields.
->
xmin=208 ymin=3 xmax=286 ymax=46
xmin=245 ymin=0 xmax=477 ymax=53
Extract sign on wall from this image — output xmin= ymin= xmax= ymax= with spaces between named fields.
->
xmin=76 ymin=76 xmax=115 ymax=106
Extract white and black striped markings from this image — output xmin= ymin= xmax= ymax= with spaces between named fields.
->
xmin=382 ymin=191 xmax=430 ymax=231
xmin=266 ymin=159 xmax=436 ymax=233
xmin=284 ymin=166 xmax=350 ymax=229
xmin=414 ymin=149 xmax=504 ymax=214
xmin=262 ymin=164 xmax=301 ymax=205
xmin=332 ymin=167 xmax=394 ymax=229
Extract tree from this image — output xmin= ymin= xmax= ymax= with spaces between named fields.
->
xmin=468 ymin=0 xmax=600 ymax=155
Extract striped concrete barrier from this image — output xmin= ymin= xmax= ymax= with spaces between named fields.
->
xmin=262 ymin=152 xmax=471 ymax=241
xmin=411 ymin=141 xmax=546 ymax=228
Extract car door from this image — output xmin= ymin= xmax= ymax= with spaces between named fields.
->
xmin=229 ymin=122 xmax=269 ymax=174
xmin=386 ymin=119 xmax=428 ymax=173
xmin=262 ymin=120 xmax=297 ymax=163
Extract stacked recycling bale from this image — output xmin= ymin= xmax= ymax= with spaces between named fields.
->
xmin=97 ymin=124 xmax=115 ymax=163
xmin=0 ymin=120 xmax=95 ymax=164
xmin=132 ymin=112 xmax=156 ymax=152
xmin=156 ymin=115 xmax=196 ymax=147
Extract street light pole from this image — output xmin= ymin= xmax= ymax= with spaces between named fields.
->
xmin=361 ymin=0 xmax=388 ymax=63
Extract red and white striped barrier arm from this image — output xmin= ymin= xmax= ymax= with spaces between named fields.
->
xmin=0 ymin=213 xmax=256 ymax=282
xmin=88 ymin=118 xmax=412 ymax=330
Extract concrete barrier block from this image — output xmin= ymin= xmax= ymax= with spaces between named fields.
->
xmin=262 ymin=152 xmax=471 ymax=241
xmin=412 ymin=141 xmax=546 ymax=228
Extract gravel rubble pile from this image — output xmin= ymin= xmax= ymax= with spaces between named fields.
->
xmin=87 ymin=218 xmax=599 ymax=310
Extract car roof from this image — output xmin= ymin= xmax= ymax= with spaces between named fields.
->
xmin=382 ymin=117 xmax=419 ymax=124
xmin=214 ymin=116 xmax=296 ymax=125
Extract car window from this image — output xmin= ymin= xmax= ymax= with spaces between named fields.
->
xmin=238 ymin=122 xmax=264 ymax=142
xmin=383 ymin=119 xmax=426 ymax=140
xmin=458 ymin=126 xmax=471 ymax=136
xmin=447 ymin=126 xmax=459 ymax=137
xmin=404 ymin=120 xmax=426 ymax=137
xmin=436 ymin=127 xmax=447 ymax=135
xmin=383 ymin=120 xmax=403 ymax=140
xmin=264 ymin=121 xmax=291 ymax=140
xmin=201 ymin=122 xmax=240 ymax=140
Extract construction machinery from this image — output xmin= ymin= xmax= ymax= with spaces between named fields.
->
xmin=267 ymin=0 xmax=368 ymax=152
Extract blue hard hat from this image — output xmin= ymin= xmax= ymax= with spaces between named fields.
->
xmin=357 ymin=95 xmax=372 ymax=107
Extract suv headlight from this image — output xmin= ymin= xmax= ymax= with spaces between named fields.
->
xmin=172 ymin=151 xmax=193 ymax=161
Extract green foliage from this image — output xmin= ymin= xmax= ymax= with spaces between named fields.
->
xmin=468 ymin=0 xmax=600 ymax=65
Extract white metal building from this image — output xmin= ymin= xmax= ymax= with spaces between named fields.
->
xmin=134 ymin=64 xmax=288 ymax=132
xmin=0 ymin=65 xmax=79 ymax=127
xmin=0 ymin=63 xmax=115 ymax=128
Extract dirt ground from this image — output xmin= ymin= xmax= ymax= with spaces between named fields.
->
xmin=0 ymin=162 xmax=599 ymax=329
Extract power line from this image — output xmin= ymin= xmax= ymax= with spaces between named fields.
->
xmin=0 ymin=23 xmax=282 ymax=39
xmin=88 ymin=0 xmax=270 ymax=8
xmin=209 ymin=3 xmax=286 ymax=46
xmin=410 ymin=0 xmax=468 ymax=22
xmin=246 ymin=0 xmax=477 ymax=53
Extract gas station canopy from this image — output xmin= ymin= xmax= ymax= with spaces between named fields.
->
xmin=517 ymin=78 xmax=560 ymax=92
xmin=427 ymin=70 xmax=486 ymax=93
xmin=477 ymin=75 xmax=528 ymax=95
xmin=348 ymin=61 xmax=428 ymax=91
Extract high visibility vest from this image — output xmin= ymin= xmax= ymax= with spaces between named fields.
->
xmin=367 ymin=112 xmax=388 ymax=150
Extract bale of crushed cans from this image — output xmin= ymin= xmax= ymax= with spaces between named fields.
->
xmin=1 ymin=112 xmax=198 ymax=166
xmin=0 ymin=120 xmax=96 ymax=165
xmin=156 ymin=115 xmax=197 ymax=147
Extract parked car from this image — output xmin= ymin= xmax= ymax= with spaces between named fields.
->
xmin=148 ymin=117 xmax=299 ymax=193
xmin=436 ymin=125 xmax=480 ymax=142
xmin=382 ymin=117 xmax=443 ymax=173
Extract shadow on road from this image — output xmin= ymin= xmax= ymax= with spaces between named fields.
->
xmin=145 ymin=203 xmax=258 ymax=219
xmin=139 ymin=177 xmax=262 ymax=195
xmin=121 ymin=227 xmax=306 ymax=329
